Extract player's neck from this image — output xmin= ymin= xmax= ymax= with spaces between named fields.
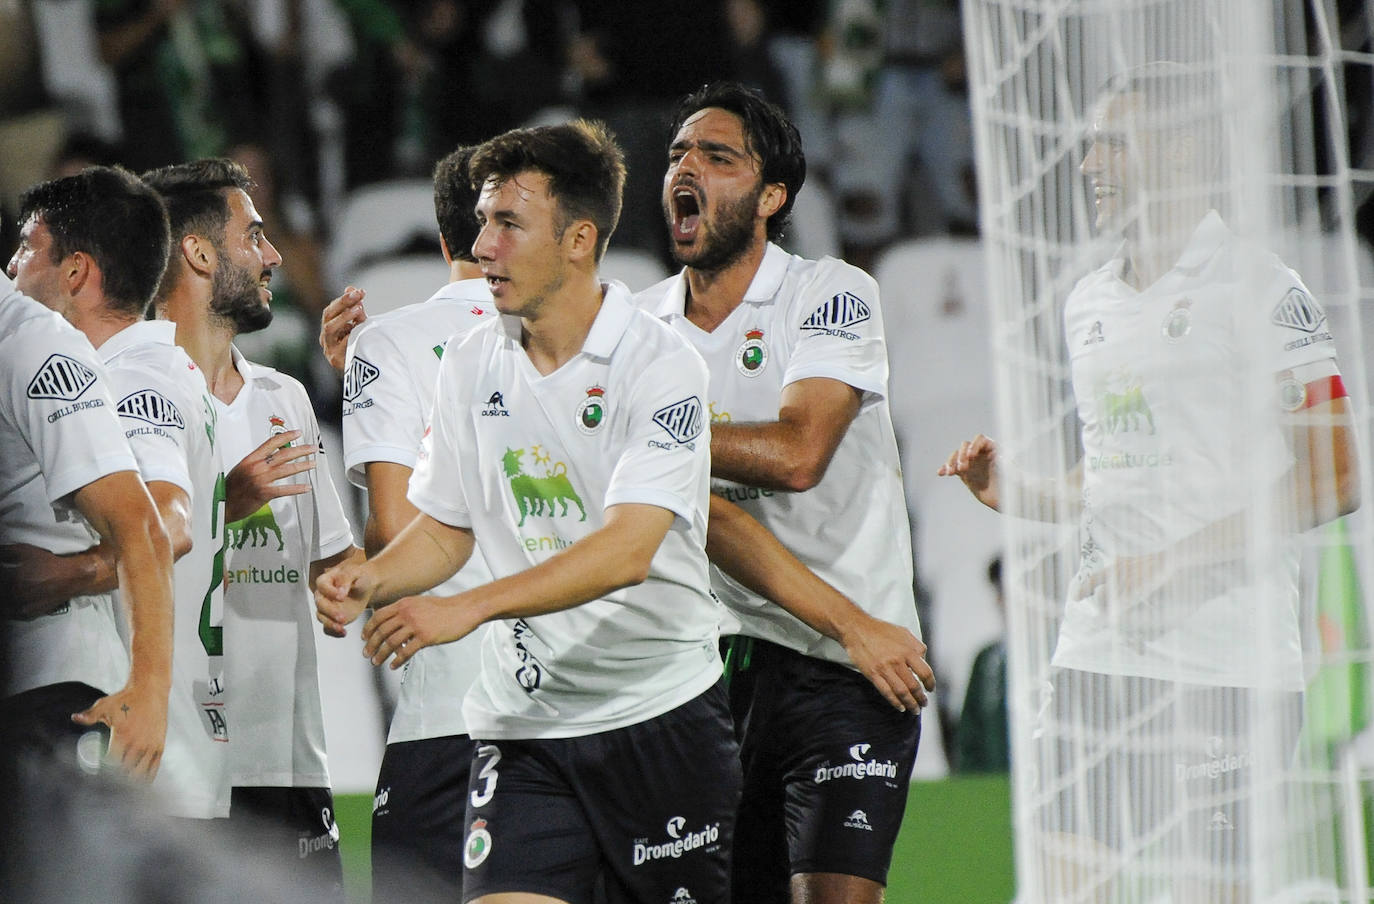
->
xmin=161 ymin=287 xmax=243 ymax=403
xmin=73 ymin=301 xmax=139 ymax=351
xmin=682 ymin=238 xmax=767 ymax=333
xmin=520 ymin=272 xmax=604 ymax=376
xmin=452 ymin=259 xmax=484 ymax=283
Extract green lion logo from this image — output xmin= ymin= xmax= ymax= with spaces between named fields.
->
xmin=501 ymin=448 xmax=587 ymax=526
xmin=227 ymin=503 xmax=285 ymax=551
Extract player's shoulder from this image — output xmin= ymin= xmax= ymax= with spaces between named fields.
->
xmin=236 ymin=352 xmax=312 ymax=407
xmin=774 ymin=249 xmax=880 ymax=320
xmin=356 ymin=280 xmax=495 ymax=345
xmin=0 ymin=285 xmax=92 ymax=358
xmin=615 ymin=290 xmax=709 ymax=377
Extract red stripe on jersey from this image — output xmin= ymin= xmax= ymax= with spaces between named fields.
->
xmin=1303 ymin=375 xmax=1348 ymax=408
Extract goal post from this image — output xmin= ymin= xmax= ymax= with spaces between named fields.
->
xmin=960 ymin=1 xmax=1374 ymax=900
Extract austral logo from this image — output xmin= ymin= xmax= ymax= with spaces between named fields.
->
xmin=1272 ymin=287 xmax=1327 ymax=333
xmin=483 ymin=391 xmax=511 ymax=417
xmin=343 ymin=357 xmax=380 ymax=401
xmin=652 ymin=397 xmax=703 ymax=445
xmin=117 ymin=389 xmax=185 ymax=429
xmin=28 ymin=354 xmax=96 ymax=401
xmin=802 ymin=291 xmax=870 ymax=339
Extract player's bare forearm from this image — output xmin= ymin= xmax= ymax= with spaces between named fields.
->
xmin=0 ymin=542 xmax=117 ymax=617
xmin=706 ymin=495 xmax=932 ymax=711
xmin=938 ymin=434 xmax=1082 ymax=522
xmin=710 ymin=377 xmax=861 ymax=492
xmin=363 ymin=461 xmax=421 ymax=556
xmin=362 ymin=503 xmax=677 ymax=667
xmin=354 ymin=512 xmax=475 ymax=606
xmin=1289 ymin=397 xmax=1360 ymax=529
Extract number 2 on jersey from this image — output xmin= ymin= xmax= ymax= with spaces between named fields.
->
xmin=198 ymin=471 xmax=228 ymax=656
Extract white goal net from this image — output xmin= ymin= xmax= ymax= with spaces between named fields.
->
xmin=961 ymin=1 xmax=1374 ymax=901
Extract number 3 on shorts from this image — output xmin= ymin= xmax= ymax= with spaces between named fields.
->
xmin=470 ymin=744 xmax=501 ymax=809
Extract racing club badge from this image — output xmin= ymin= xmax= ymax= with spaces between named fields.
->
xmin=736 ymin=328 xmax=768 ymax=377
xmin=576 ymin=385 xmax=606 ymax=434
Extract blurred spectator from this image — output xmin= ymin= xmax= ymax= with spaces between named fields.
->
xmin=827 ymin=0 xmax=976 ymax=267
xmin=568 ymin=0 xmax=733 ymax=261
xmin=955 ymin=556 xmax=1010 ymax=773
xmin=94 ymin=0 xmax=261 ymax=171
xmin=755 ymin=0 xmax=831 ymax=171
xmin=49 ymin=132 xmax=126 ymax=178
xmin=725 ymin=0 xmax=789 ymax=113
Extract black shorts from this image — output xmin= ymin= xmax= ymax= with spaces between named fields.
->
xmin=723 ymin=636 xmax=921 ymax=902
xmin=228 ymin=785 xmax=344 ymax=901
xmin=1035 ymin=669 xmax=1303 ymax=885
xmin=0 ymin=682 xmax=109 ymax=774
xmin=462 ymin=680 xmax=742 ymax=904
xmin=371 ymin=734 xmax=477 ymax=904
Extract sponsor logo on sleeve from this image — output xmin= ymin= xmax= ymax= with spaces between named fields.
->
xmin=28 ymin=354 xmax=96 ymax=401
xmin=651 ymin=397 xmax=703 ymax=447
xmin=1271 ymin=287 xmax=1327 ymax=332
xmin=116 ymin=389 xmax=185 ymax=429
xmin=801 ymin=291 xmax=871 ymax=339
xmin=343 ymin=357 xmax=380 ymax=402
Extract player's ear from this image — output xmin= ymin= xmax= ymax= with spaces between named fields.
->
xmin=439 ymin=233 xmax=454 ymax=266
xmin=565 ymin=219 xmax=598 ymax=266
xmin=64 ymin=250 xmax=93 ymax=297
xmin=181 ymin=233 xmax=216 ymax=279
xmin=757 ymin=182 xmax=786 ymax=220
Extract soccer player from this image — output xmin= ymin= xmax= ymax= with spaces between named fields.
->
xmin=6 ymin=166 xmax=229 ymax=819
xmin=939 ymin=64 xmax=1360 ymax=903
xmin=638 ymin=81 xmax=928 ymax=904
xmin=318 ymin=145 xmax=499 ymax=904
xmin=316 ymin=120 xmax=742 ymax=904
xmin=0 ymin=271 xmax=174 ymax=781
xmin=142 ymin=158 xmax=361 ymax=893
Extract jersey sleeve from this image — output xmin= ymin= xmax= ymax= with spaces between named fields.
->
xmin=342 ymin=323 xmax=426 ymax=488
xmin=603 ymin=343 xmax=712 ymax=530
xmin=1265 ymin=267 xmax=1340 ymax=373
xmin=781 ymin=260 xmax=890 ymax=408
xmin=105 ymin=361 xmax=197 ymax=500
xmin=2 ymin=323 xmax=138 ymax=502
xmin=406 ymin=334 xmax=474 ymax=529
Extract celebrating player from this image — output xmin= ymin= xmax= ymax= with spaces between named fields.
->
xmin=316 ymin=120 xmax=742 ymax=904
xmin=637 ymin=81 xmax=932 ymax=904
xmin=143 ymin=158 xmax=362 ymax=893
xmin=939 ymin=63 xmax=1360 ymax=902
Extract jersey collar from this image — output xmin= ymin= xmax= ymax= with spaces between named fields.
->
xmin=497 ymin=281 xmax=636 ymax=360
xmin=432 ymin=277 xmax=494 ymax=305
xmin=96 ymin=319 xmax=176 ymax=361
xmin=1104 ymin=209 xmax=1229 ymax=283
xmin=654 ymin=241 xmax=791 ymax=320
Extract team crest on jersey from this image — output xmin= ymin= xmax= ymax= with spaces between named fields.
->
xmin=736 ymin=328 xmax=769 ymax=376
xmin=1271 ymin=287 xmax=1326 ymax=333
xmin=267 ymin=413 xmax=294 ymax=447
xmin=464 ymin=818 xmax=493 ymax=868
xmin=343 ymin=356 xmax=380 ymax=401
xmin=576 ymin=385 xmax=607 ymax=434
xmin=117 ymin=389 xmax=185 ymax=429
xmin=27 ymin=353 xmax=96 ymax=401
xmin=502 ymin=447 xmax=587 ymax=526
xmin=1161 ymin=298 xmax=1192 ymax=341
xmin=802 ymin=291 xmax=870 ymax=337
xmin=652 ymin=397 xmax=704 ymax=444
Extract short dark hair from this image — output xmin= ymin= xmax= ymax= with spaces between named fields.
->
xmin=669 ymin=82 xmax=806 ymax=242
xmin=468 ymin=120 xmax=626 ymax=262
xmin=18 ymin=166 xmax=171 ymax=318
xmin=433 ymin=145 xmax=480 ymax=263
xmin=141 ymin=158 xmax=255 ymax=296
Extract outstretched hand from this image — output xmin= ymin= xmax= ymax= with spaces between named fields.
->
xmin=937 ymin=433 xmax=1001 ymax=511
xmin=319 ymin=287 xmax=367 ymax=374
xmin=225 ymin=430 xmax=316 ymax=523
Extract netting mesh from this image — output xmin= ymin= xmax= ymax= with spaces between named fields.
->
xmin=961 ymin=1 xmax=1374 ymax=900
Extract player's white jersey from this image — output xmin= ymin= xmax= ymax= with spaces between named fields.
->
xmin=343 ymin=278 xmax=497 ymax=743
xmin=0 ymin=279 xmax=136 ymax=699
xmin=636 ymin=243 xmax=922 ymax=666
xmin=409 ymin=284 xmax=723 ymax=740
xmin=218 ymin=347 xmax=354 ymax=788
xmin=1057 ymin=211 xmax=1339 ymax=690
xmin=100 ymin=321 xmax=230 ymax=818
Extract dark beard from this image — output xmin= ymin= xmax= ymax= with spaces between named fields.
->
xmin=210 ymin=259 xmax=273 ymax=335
xmin=667 ymin=188 xmax=760 ymax=273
